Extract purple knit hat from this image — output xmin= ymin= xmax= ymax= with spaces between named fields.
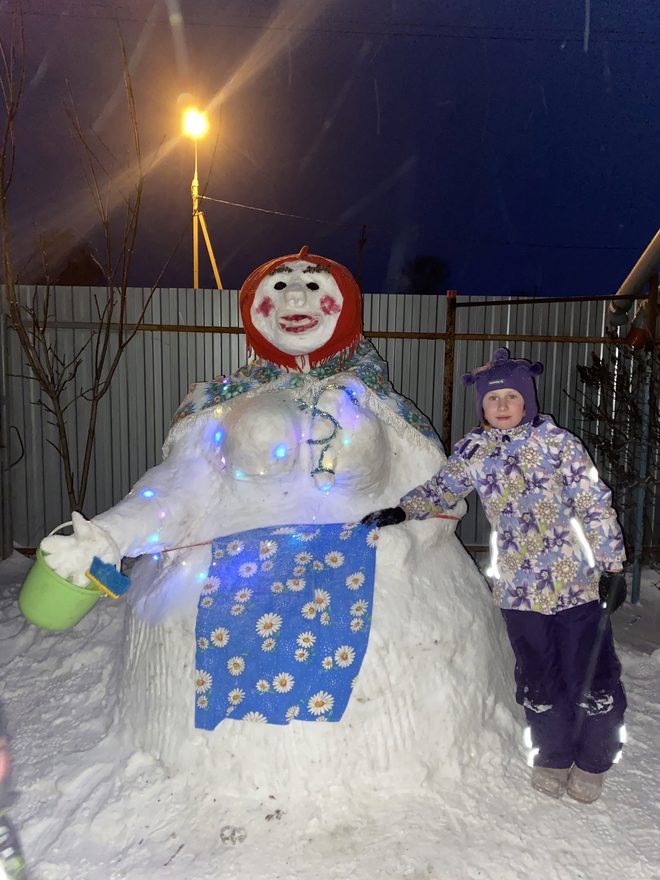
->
xmin=461 ymin=348 xmax=544 ymax=424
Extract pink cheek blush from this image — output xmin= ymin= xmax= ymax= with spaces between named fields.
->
xmin=320 ymin=295 xmax=341 ymax=315
xmin=255 ymin=296 xmax=275 ymax=317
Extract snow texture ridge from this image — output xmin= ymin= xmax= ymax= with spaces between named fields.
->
xmin=2 ymin=555 xmax=660 ymax=878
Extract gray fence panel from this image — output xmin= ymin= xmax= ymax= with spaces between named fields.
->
xmin=3 ymin=286 xmax=656 ymax=559
xmin=4 ymin=287 xmax=244 ymax=546
xmin=363 ymin=292 xmax=446 ymax=430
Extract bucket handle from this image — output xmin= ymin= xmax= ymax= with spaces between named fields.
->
xmin=48 ymin=520 xmax=74 ymax=537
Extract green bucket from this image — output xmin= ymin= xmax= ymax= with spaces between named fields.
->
xmin=18 ymin=522 xmax=103 ymax=631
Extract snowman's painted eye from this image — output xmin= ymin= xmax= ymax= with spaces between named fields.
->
xmin=274 ymin=281 xmax=287 ymax=290
xmin=306 ymin=282 xmax=320 ymax=291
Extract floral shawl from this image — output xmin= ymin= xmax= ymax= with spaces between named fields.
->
xmin=169 ymin=339 xmax=441 ymax=451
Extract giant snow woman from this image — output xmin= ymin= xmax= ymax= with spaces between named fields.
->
xmin=38 ymin=248 xmax=516 ymax=798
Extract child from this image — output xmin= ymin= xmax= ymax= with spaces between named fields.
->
xmin=362 ymin=348 xmax=627 ymax=803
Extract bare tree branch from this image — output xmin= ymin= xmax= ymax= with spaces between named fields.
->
xmin=2 ymin=8 xmax=171 ymax=513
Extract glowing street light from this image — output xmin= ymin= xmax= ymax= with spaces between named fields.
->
xmin=182 ymin=108 xmax=209 ymax=140
xmin=182 ymin=106 xmax=222 ymax=289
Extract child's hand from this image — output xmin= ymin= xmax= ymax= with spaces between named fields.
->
xmin=360 ymin=506 xmax=406 ymax=528
xmin=598 ymin=571 xmax=627 ymax=614
xmin=0 ymin=736 xmax=10 ymax=783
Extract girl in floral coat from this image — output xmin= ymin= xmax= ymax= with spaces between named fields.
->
xmin=362 ymin=348 xmax=627 ymax=803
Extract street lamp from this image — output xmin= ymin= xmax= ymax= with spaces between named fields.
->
xmin=182 ymin=107 xmax=222 ymax=289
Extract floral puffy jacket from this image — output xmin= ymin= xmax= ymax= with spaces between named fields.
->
xmin=400 ymin=416 xmax=626 ymax=614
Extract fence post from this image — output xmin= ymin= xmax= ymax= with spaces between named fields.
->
xmin=0 ymin=304 xmax=12 ymax=558
xmin=631 ymin=272 xmax=658 ymax=604
xmin=442 ymin=289 xmax=457 ymax=451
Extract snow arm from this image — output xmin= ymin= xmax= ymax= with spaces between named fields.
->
xmin=40 ymin=418 xmax=222 ymax=585
xmin=92 ymin=449 xmax=214 ymax=559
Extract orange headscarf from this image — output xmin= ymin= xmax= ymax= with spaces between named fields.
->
xmin=239 ymin=246 xmax=362 ymax=371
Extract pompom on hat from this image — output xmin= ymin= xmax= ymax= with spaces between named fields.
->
xmin=239 ymin=246 xmax=362 ymax=371
xmin=461 ymin=348 xmax=544 ymax=425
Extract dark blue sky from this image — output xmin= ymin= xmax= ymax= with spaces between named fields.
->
xmin=4 ymin=0 xmax=659 ymax=295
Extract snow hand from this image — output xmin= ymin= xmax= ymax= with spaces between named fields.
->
xmin=40 ymin=512 xmax=121 ymax=588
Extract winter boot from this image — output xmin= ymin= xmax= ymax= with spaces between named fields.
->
xmin=531 ymin=766 xmax=571 ymax=798
xmin=567 ymin=767 xmax=606 ymax=803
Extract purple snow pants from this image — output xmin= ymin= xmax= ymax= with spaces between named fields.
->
xmin=501 ymin=600 xmax=626 ymax=773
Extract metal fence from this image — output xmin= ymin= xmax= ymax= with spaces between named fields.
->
xmin=2 ymin=285 xmax=658 ymax=570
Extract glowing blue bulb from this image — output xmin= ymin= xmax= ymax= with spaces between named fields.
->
xmin=197 ymin=572 xmax=207 ymax=581
xmin=320 ymin=483 xmax=332 ymax=492
xmin=152 ymin=553 xmax=161 ymax=561
xmin=214 ymin=429 xmax=224 ymax=445
xmin=273 ymin=444 xmax=287 ymax=460
xmin=234 ymin=468 xmax=244 ymax=480
xmin=140 ymin=488 xmax=155 ymax=498
xmin=148 ymin=532 xmax=159 ymax=544
xmin=342 ymin=435 xmax=352 ymax=447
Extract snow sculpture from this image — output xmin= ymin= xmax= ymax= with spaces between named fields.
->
xmin=42 ymin=248 xmax=517 ymax=799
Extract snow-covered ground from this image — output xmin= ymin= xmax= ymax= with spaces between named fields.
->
xmin=1 ymin=551 xmax=659 ymax=880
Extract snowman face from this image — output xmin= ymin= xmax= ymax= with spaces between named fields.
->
xmin=250 ymin=260 xmax=344 ymax=355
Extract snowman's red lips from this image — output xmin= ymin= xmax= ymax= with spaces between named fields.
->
xmin=278 ymin=313 xmax=320 ymax=333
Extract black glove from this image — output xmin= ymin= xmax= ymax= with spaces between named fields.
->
xmin=598 ymin=571 xmax=627 ymax=615
xmin=360 ymin=506 xmax=406 ymax=528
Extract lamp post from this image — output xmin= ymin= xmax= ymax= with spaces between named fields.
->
xmin=182 ymin=107 xmax=222 ymax=290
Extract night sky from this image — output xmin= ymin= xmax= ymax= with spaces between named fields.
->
xmin=2 ymin=0 xmax=659 ymax=295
